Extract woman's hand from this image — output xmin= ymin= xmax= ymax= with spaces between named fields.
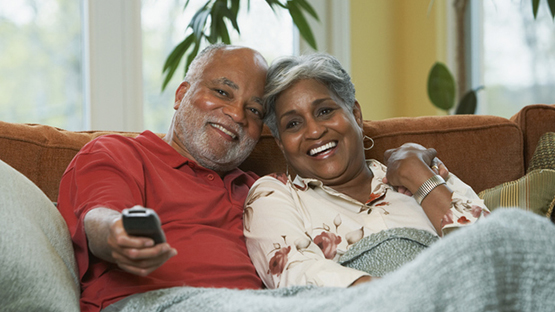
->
xmin=382 ymin=143 xmax=449 ymax=194
xmin=85 ymin=207 xmax=178 ymax=276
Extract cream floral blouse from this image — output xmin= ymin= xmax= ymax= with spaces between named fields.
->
xmin=243 ymin=159 xmax=490 ymax=289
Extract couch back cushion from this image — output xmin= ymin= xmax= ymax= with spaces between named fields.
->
xmin=363 ymin=114 xmax=524 ymax=193
xmin=0 ymin=121 xmax=139 ymax=201
xmin=510 ymin=104 xmax=555 ymax=169
xmin=0 ymin=113 xmax=525 ymax=201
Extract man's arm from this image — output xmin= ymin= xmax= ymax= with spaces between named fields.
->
xmin=84 ymin=207 xmax=177 ymax=276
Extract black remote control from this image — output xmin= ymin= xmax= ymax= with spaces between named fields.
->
xmin=122 ymin=206 xmax=166 ymax=245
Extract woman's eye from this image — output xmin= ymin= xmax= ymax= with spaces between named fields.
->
xmin=285 ymin=120 xmax=299 ymax=129
xmin=318 ymin=108 xmax=334 ymax=116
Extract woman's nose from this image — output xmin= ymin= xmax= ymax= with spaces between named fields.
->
xmin=305 ymin=118 xmax=326 ymax=139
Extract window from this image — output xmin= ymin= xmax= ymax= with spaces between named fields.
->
xmin=0 ymin=0 xmax=84 ymax=130
xmin=472 ymin=0 xmax=555 ymax=117
xmin=1 ymin=0 xmax=345 ymax=131
xmin=141 ymin=0 xmax=295 ymax=133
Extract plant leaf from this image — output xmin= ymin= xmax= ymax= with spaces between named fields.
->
xmin=455 ymin=90 xmax=477 ymax=114
xmin=189 ymin=5 xmax=211 ymax=40
xmin=161 ymin=34 xmax=195 ymax=91
xmin=162 ymin=35 xmax=194 ymax=72
xmin=532 ymin=0 xmax=540 ymax=19
xmin=184 ymin=41 xmax=201 ymax=80
xmin=427 ymin=62 xmax=456 ymax=111
xmin=287 ymin=0 xmax=317 ymax=49
xmin=293 ymin=0 xmax=319 ymax=21
xmin=548 ymin=0 xmax=555 ymax=18
xmin=265 ymin=0 xmax=287 ymax=11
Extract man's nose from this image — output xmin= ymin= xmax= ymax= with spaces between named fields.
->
xmin=222 ymin=103 xmax=246 ymax=125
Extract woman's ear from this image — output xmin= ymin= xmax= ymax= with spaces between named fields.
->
xmin=174 ymin=81 xmax=190 ymax=110
xmin=352 ymin=100 xmax=364 ymax=128
xmin=275 ymin=137 xmax=286 ymax=155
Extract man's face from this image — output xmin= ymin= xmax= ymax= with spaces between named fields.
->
xmin=171 ymin=47 xmax=268 ymax=175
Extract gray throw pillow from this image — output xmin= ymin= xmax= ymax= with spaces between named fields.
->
xmin=0 ymin=160 xmax=80 ymax=312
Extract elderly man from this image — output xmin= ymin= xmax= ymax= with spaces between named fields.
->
xmin=56 ymin=44 xmax=268 ymax=311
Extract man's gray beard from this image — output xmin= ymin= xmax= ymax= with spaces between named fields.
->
xmin=179 ymin=117 xmax=257 ymax=173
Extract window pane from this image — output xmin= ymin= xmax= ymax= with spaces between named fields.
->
xmin=141 ymin=0 xmax=294 ymax=133
xmin=482 ymin=0 xmax=555 ymax=118
xmin=0 ymin=0 xmax=83 ymax=130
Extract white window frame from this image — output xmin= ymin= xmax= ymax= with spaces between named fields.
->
xmin=83 ymin=0 xmax=350 ymax=131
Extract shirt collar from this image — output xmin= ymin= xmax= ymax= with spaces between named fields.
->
xmin=293 ymin=159 xmax=389 ymax=205
xmin=134 ymin=130 xmax=256 ymax=184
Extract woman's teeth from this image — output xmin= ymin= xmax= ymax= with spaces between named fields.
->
xmin=309 ymin=141 xmax=337 ymax=156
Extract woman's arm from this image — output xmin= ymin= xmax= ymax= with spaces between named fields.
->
xmin=384 ymin=143 xmax=489 ymax=235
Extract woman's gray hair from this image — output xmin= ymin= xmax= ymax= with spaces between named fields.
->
xmin=263 ymin=53 xmax=356 ymax=139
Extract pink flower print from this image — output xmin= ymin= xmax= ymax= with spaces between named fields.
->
xmin=470 ymin=205 xmax=487 ymax=218
xmin=457 ymin=216 xmax=471 ymax=224
xmin=441 ymin=210 xmax=454 ymax=228
xmin=314 ymin=232 xmax=342 ymax=259
xmin=268 ymin=246 xmax=291 ymax=276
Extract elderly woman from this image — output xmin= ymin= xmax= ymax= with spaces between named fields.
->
xmin=243 ymin=53 xmax=490 ymax=288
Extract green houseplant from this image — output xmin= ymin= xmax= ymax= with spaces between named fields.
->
xmin=160 ymin=0 xmax=319 ymax=91
xmin=427 ymin=0 xmax=555 ymax=114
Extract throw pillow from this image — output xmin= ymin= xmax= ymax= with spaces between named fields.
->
xmin=0 ymin=160 xmax=80 ymax=312
xmin=527 ymin=132 xmax=555 ymax=173
xmin=478 ymin=169 xmax=555 ymax=220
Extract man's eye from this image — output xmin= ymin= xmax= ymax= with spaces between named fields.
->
xmin=248 ymin=107 xmax=263 ymax=118
xmin=216 ymin=89 xmax=228 ymax=96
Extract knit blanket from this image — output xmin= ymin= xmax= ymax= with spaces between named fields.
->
xmin=103 ymin=209 xmax=555 ymax=312
xmin=339 ymin=227 xmax=439 ymax=277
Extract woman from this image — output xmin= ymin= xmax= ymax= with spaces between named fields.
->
xmin=243 ymin=53 xmax=489 ymax=289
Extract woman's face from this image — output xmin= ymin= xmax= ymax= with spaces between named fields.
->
xmin=275 ymin=79 xmax=366 ymax=186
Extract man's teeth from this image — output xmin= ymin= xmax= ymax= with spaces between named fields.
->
xmin=309 ymin=142 xmax=337 ymax=156
xmin=211 ymin=123 xmax=237 ymax=139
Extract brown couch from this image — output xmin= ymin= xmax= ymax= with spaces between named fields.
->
xmin=1 ymin=104 xmax=554 ymax=311
xmin=1 ymin=104 xmax=554 ymax=203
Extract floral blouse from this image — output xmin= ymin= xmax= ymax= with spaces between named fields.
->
xmin=243 ymin=159 xmax=489 ymax=289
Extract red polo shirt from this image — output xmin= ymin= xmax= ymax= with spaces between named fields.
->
xmin=57 ymin=131 xmax=262 ymax=312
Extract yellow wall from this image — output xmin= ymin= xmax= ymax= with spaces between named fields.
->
xmin=350 ymin=0 xmax=447 ymax=120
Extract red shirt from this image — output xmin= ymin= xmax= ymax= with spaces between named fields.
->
xmin=57 ymin=131 xmax=263 ymax=312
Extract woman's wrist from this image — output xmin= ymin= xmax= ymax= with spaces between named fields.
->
xmin=413 ymin=175 xmax=446 ymax=205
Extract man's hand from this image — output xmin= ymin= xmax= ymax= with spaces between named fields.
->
xmin=85 ymin=207 xmax=177 ymax=276
xmin=382 ymin=143 xmax=449 ymax=194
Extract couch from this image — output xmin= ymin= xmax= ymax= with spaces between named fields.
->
xmin=1 ymin=104 xmax=554 ymax=311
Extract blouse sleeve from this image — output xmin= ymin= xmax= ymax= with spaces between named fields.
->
xmin=243 ymin=175 xmax=369 ymax=289
xmin=441 ymin=173 xmax=491 ymax=234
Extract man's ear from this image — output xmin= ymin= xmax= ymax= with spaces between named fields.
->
xmin=174 ymin=81 xmax=190 ymax=110
xmin=352 ymin=100 xmax=364 ymax=128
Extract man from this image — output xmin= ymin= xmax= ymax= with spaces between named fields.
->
xmin=57 ymin=44 xmax=268 ymax=311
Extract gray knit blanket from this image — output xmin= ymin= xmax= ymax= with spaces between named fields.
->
xmin=339 ymin=227 xmax=439 ymax=277
xmin=104 ymin=209 xmax=555 ymax=312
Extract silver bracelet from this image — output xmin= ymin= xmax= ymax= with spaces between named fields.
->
xmin=413 ymin=175 xmax=446 ymax=205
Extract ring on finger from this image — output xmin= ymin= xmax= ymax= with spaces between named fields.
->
xmin=431 ymin=165 xmax=439 ymax=171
